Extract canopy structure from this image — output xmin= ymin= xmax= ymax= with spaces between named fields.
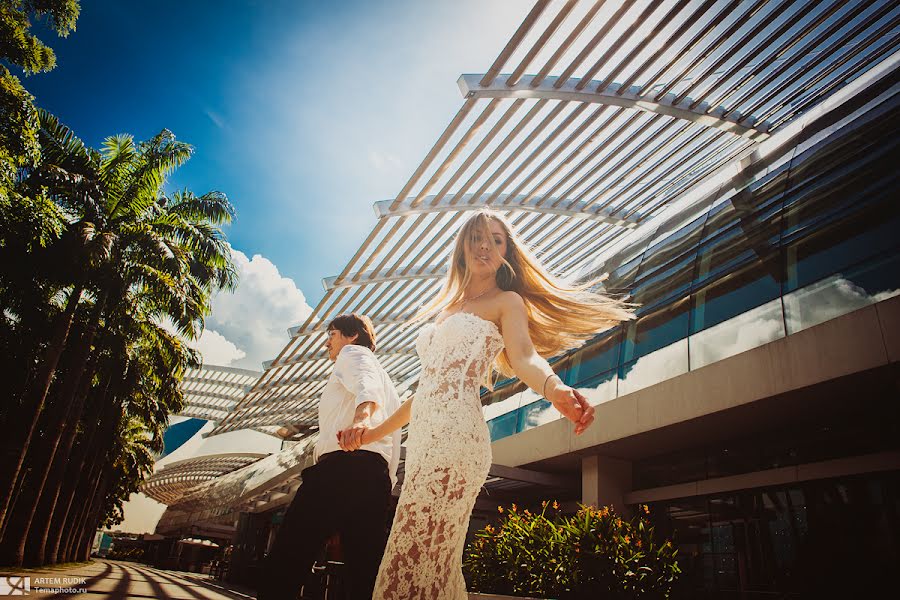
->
xmin=141 ymin=453 xmax=269 ymax=505
xmin=176 ymin=365 xmax=261 ymax=426
xmin=210 ymin=0 xmax=900 ymax=438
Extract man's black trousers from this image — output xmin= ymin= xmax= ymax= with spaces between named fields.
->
xmin=256 ymin=450 xmax=392 ymax=600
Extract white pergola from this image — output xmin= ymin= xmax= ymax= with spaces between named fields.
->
xmin=210 ymin=0 xmax=900 ymax=438
xmin=176 ymin=364 xmax=261 ymax=426
xmin=140 ymin=453 xmax=269 ymax=505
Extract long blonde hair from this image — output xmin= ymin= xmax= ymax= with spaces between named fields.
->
xmin=418 ymin=210 xmax=635 ymax=378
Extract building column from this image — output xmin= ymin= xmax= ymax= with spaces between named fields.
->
xmin=582 ymin=454 xmax=633 ymax=516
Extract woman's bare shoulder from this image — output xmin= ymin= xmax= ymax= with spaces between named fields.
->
xmin=496 ymin=290 xmax=526 ymax=313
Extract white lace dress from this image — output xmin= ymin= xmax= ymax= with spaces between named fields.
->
xmin=373 ymin=311 xmax=504 ymax=599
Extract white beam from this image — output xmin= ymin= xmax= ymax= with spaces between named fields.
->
xmin=374 ymin=191 xmax=641 ymax=227
xmin=458 ymin=74 xmax=768 ymax=140
xmin=323 ymin=264 xmax=448 ymax=291
xmin=182 ymin=388 xmax=242 ymax=404
xmin=192 ymin=365 xmax=261 ymax=378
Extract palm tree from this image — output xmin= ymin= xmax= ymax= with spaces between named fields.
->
xmin=0 ymin=112 xmax=106 ymax=532
xmin=0 ymin=117 xmax=237 ymax=566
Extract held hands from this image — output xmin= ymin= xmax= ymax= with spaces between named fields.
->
xmin=336 ymin=423 xmax=370 ymax=451
xmin=545 ymin=378 xmax=595 ymax=435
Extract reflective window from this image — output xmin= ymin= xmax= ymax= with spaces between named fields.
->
xmin=645 ymin=473 xmax=900 ymax=597
xmin=589 ymin=224 xmax=660 ymax=294
xmin=618 ymin=338 xmax=688 ymax=396
xmin=691 ymin=252 xmax=782 ymax=335
xmin=517 ymin=399 xmax=558 ymax=433
xmin=701 ymin=161 xmax=787 ymax=249
xmin=602 ymin=253 xmax=643 ymax=298
xmin=690 ymin=297 xmax=784 ymax=369
xmin=575 ymin=368 xmax=617 ymax=406
xmin=783 ymin=138 xmax=898 ymax=291
xmin=632 ymin=215 xmax=705 ymax=311
xmin=784 ymin=251 xmax=900 ymax=334
xmin=621 ymin=297 xmax=690 ymax=363
xmin=486 ymin=410 xmax=518 ymax=443
xmin=568 ymin=331 xmax=621 ymax=384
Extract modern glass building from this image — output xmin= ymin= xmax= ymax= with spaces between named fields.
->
xmin=480 ymin=63 xmax=899 ymax=597
xmin=147 ymin=2 xmax=900 ymax=597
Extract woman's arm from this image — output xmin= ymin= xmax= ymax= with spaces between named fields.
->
xmin=338 ymin=396 xmax=414 ymax=450
xmin=499 ymin=292 xmax=595 ymax=435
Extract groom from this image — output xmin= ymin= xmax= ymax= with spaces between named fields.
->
xmin=257 ymin=313 xmax=402 ymax=600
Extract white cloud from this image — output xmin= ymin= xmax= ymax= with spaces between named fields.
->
xmin=194 ymin=328 xmax=246 ymax=365
xmin=196 ymin=246 xmax=313 ymax=370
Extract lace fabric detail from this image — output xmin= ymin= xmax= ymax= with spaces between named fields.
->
xmin=374 ymin=312 xmax=504 ymax=599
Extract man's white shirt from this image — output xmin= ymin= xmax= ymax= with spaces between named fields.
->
xmin=315 ymin=344 xmax=402 ymax=487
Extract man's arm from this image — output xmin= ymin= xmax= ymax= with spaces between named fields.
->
xmin=338 ymin=396 xmax=413 ymax=450
xmin=332 ymin=346 xmax=386 ymax=450
xmin=338 ymin=401 xmax=376 ymax=451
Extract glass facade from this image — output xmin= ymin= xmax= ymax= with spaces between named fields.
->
xmin=482 ymin=93 xmax=900 ymax=442
xmin=647 ymin=472 xmax=900 ymax=599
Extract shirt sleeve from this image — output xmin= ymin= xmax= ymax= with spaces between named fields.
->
xmin=333 ymin=345 xmax=386 ymax=408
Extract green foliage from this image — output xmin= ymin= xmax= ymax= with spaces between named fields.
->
xmin=0 ymin=0 xmax=80 ymax=188
xmin=0 ymin=0 xmax=80 ymax=74
xmin=463 ymin=502 xmax=681 ymax=599
xmin=1 ymin=105 xmax=238 ymax=558
xmin=0 ymin=65 xmax=39 ymax=187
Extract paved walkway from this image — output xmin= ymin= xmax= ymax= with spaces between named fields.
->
xmin=0 ymin=560 xmax=256 ymax=599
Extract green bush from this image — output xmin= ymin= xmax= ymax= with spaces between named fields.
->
xmin=463 ymin=502 xmax=680 ymax=599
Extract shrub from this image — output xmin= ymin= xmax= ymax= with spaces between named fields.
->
xmin=463 ymin=502 xmax=680 ymax=599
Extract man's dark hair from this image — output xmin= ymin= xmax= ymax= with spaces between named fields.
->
xmin=327 ymin=313 xmax=377 ymax=351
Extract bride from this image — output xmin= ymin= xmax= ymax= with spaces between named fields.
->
xmin=338 ymin=209 xmax=634 ymax=599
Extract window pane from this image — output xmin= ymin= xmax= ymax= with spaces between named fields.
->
xmin=575 ymin=368 xmax=617 ymax=406
xmin=569 ymin=331 xmax=621 ymax=384
xmin=690 ymin=297 xmax=784 ymax=369
xmin=784 ymin=251 xmax=900 ymax=334
xmin=782 ymin=126 xmax=899 ymax=292
xmin=622 ymin=297 xmax=690 ymax=363
xmin=632 ymin=219 xmax=704 ymax=311
xmin=784 ymin=194 xmax=900 ymax=293
xmin=618 ymin=338 xmax=688 ymax=396
xmin=701 ymin=161 xmax=787 ymax=248
xmin=517 ymin=399 xmax=559 ymax=433
xmin=486 ymin=410 xmax=518 ymax=442
xmin=691 ymin=251 xmax=782 ymax=334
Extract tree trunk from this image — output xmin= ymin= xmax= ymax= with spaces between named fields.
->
xmin=76 ymin=463 xmax=114 ymax=562
xmin=58 ymin=459 xmax=102 ymax=564
xmin=60 ymin=392 xmax=125 ymax=563
xmin=0 ymin=282 xmax=83 ymax=532
xmin=43 ymin=373 xmax=114 ymax=565
xmin=25 ymin=359 xmax=110 ymax=566
xmin=0 ymin=296 xmax=105 ymax=567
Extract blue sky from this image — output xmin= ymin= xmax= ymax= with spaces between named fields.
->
xmin=25 ymin=1 xmax=528 ymax=531
xmin=28 ymin=0 xmax=525 ymax=308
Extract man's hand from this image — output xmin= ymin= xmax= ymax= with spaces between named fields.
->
xmin=337 ymin=424 xmax=368 ymax=451
xmin=337 ymin=401 xmax=375 ymax=451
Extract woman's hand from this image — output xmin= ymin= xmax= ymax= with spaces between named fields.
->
xmin=546 ymin=380 xmax=595 ymax=435
xmin=336 ymin=424 xmax=370 ymax=451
